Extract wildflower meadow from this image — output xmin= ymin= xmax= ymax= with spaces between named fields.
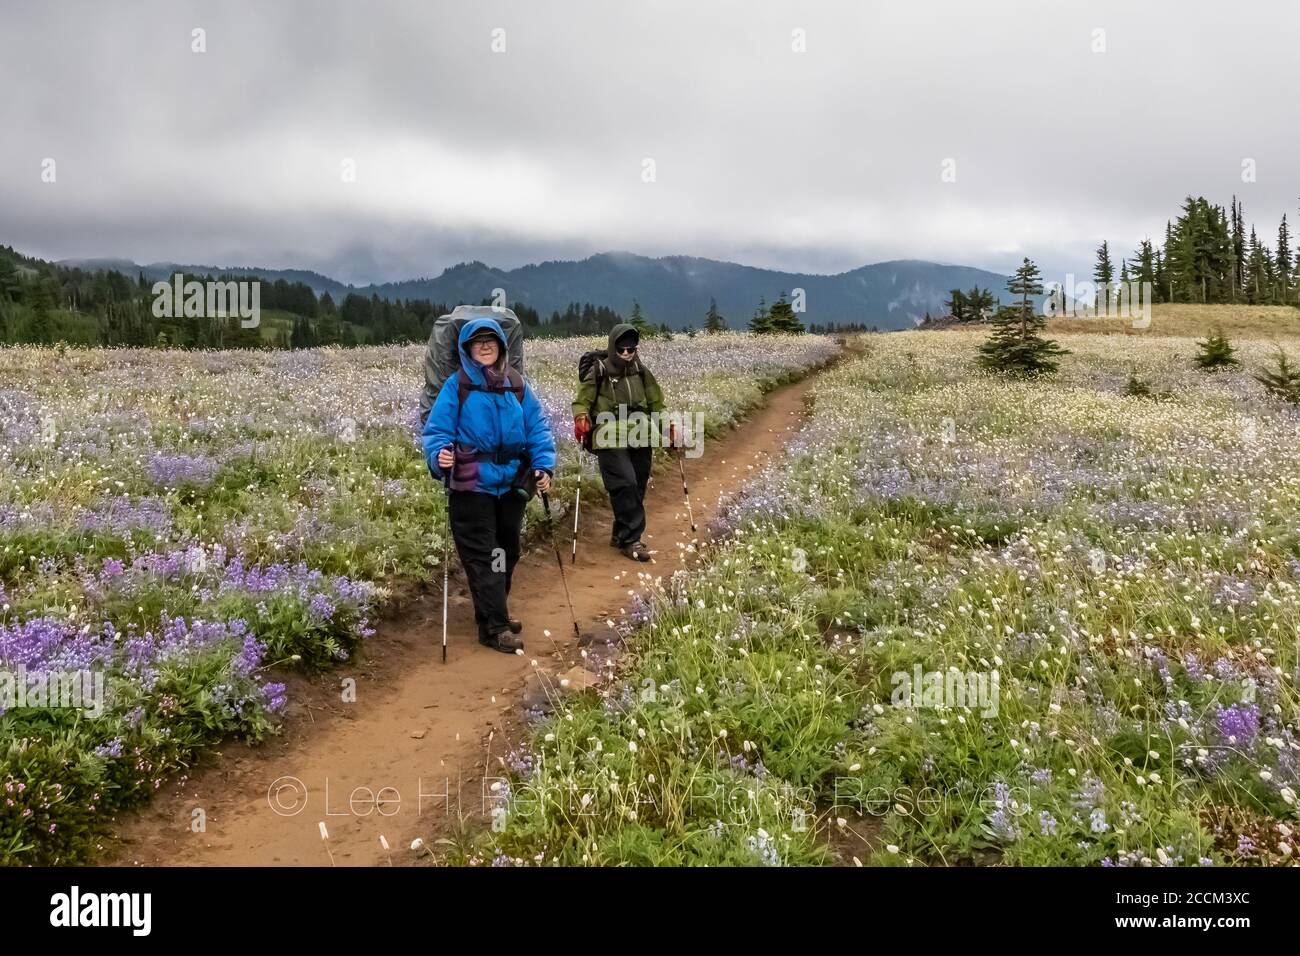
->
xmin=467 ymin=328 xmax=1300 ymax=867
xmin=0 ymin=333 xmax=834 ymax=864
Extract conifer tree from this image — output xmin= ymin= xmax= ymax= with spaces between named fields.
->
xmin=29 ymin=278 xmax=56 ymax=345
xmin=0 ymin=259 xmax=18 ymax=341
xmin=1163 ymin=220 xmax=1176 ymax=301
xmin=1246 ymin=227 xmax=1267 ymax=302
xmin=1277 ymin=215 xmax=1292 ymax=304
xmin=1093 ymin=241 xmax=1114 ymax=310
xmin=1165 ymin=197 xmax=1233 ymax=303
xmin=966 ymin=286 xmax=995 ymax=321
xmin=1230 ymin=196 xmax=1246 ymax=300
xmin=704 ymin=297 xmax=726 ymax=333
xmin=1216 ymin=205 xmax=1233 ymax=301
xmin=628 ymin=300 xmax=654 ymax=337
xmin=1255 ymin=347 xmax=1300 ymax=403
xmin=1193 ymin=328 xmax=1240 ymax=370
xmin=945 ymin=288 xmax=968 ymax=322
xmin=977 ymin=257 xmax=1069 ymax=377
xmin=767 ymin=293 xmax=804 ymax=333
xmin=1124 ymin=367 xmax=1153 ymax=398
xmin=1131 ymin=240 xmax=1156 ymax=296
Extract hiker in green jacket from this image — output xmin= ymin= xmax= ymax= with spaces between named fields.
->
xmin=572 ymin=324 xmax=676 ymax=562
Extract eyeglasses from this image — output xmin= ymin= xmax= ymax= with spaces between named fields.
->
xmin=616 ymin=347 xmax=637 ymax=355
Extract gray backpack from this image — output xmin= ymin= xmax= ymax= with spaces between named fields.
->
xmin=418 ymin=305 xmax=525 ymax=424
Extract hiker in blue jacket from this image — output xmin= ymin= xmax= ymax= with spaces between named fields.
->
xmin=422 ymin=317 xmax=556 ymax=653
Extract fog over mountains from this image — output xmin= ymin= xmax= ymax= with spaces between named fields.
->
xmin=57 ymin=251 xmax=1013 ymax=330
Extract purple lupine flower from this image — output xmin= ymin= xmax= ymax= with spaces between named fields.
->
xmin=506 ymin=749 xmax=536 ymax=778
xmin=1212 ymin=657 xmax=1239 ymax=681
xmin=235 ymin=634 xmax=262 ymax=675
xmin=1215 ymin=703 xmax=1260 ymax=748
xmin=988 ymin=782 xmax=1020 ymax=842
xmin=99 ymin=557 xmax=127 ymax=582
xmin=0 ymin=617 xmax=117 ymax=674
xmin=1072 ymin=771 xmax=1106 ymax=809
xmin=147 ymin=452 xmax=221 ymax=488
xmin=261 ymin=681 xmax=288 ymax=713
xmin=1146 ymin=646 xmax=1173 ymax=686
xmin=94 ymin=738 xmax=124 ymax=760
xmin=78 ymin=496 xmax=174 ymax=537
xmin=308 ymin=592 xmax=337 ymax=624
xmin=1212 ymin=574 xmax=1256 ymax=608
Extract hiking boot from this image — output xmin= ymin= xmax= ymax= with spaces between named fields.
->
xmin=609 ymin=535 xmax=620 ymax=548
xmin=480 ymin=620 xmax=521 ymax=646
xmin=493 ymin=630 xmax=524 ymax=653
xmin=621 ymin=540 xmax=651 ymax=562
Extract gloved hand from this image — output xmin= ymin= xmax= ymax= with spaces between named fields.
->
xmin=574 ymin=415 xmax=591 ymax=444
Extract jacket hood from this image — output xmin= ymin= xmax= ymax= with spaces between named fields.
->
xmin=607 ymin=323 xmax=638 ymax=354
xmin=458 ymin=316 xmax=508 ymax=382
xmin=607 ymin=323 xmax=641 ymax=373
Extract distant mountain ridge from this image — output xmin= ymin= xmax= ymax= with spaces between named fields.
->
xmin=56 ymin=258 xmax=350 ymax=299
xmin=56 ymin=251 xmax=1016 ymax=330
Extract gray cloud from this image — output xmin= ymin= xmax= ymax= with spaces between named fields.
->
xmin=1 ymin=0 xmax=1296 ymax=286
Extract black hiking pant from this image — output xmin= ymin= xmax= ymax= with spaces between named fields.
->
xmin=596 ymin=446 xmax=653 ymax=547
xmin=447 ymin=490 xmax=526 ymax=640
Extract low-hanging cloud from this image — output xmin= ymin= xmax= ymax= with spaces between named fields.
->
xmin=1 ymin=0 xmax=1296 ymax=285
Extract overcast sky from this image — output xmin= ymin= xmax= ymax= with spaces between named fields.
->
xmin=2 ymin=0 xmax=1297 ymax=285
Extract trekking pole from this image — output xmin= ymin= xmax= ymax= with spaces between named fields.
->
xmin=441 ymin=476 xmax=450 ymax=664
xmin=571 ymin=455 xmax=582 ymax=564
xmin=541 ymin=491 xmax=582 ymax=640
xmin=676 ymin=446 xmax=697 ymax=533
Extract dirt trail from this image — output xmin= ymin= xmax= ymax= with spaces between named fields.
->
xmin=104 ymin=366 xmax=829 ymax=866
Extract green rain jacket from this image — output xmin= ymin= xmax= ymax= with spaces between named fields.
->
xmin=571 ymin=323 xmax=666 ymax=450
